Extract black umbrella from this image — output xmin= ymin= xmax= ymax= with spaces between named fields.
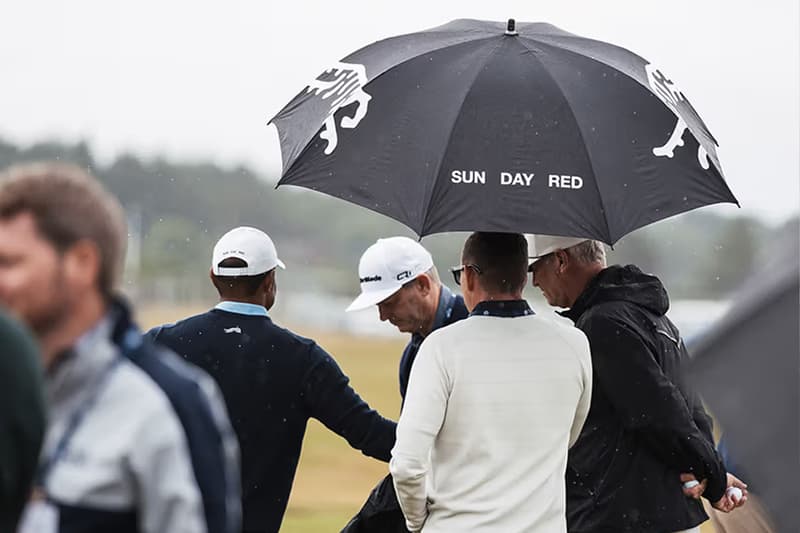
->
xmin=270 ymin=18 xmax=738 ymax=243
xmin=688 ymin=232 xmax=799 ymax=532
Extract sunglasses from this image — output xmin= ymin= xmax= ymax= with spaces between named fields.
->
xmin=450 ymin=264 xmax=483 ymax=286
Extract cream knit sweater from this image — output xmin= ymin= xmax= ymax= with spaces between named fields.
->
xmin=391 ymin=312 xmax=592 ymax=533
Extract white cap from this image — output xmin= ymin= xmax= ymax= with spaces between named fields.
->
xmin=346 ymin=237 xmax=434 ymax=312
xmin=526 ymin=234 xmax=589 ymax=267
xmin=211 ymin=226 xmax=285 ymax=276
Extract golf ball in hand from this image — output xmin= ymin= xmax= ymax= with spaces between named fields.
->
xmin=726 ymin=486 xmax=743 ymax=502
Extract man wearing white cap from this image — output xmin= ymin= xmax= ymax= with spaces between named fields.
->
xmin=343 ymin=237 xmax=469 ymax=532
xmin=527 ymin=235 xmax=746 ymax=533
xmin=346 ymin=236 xmax=468 ymax=401
xmin=149 ymin=227 xmax=397 ymax=533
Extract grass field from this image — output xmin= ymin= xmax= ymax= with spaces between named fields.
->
xmin=138 ymin=303 xmax=716 ymax=533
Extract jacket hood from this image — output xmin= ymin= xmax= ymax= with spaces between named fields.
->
xmin=564 ymin=265 xmax=670 ymax=321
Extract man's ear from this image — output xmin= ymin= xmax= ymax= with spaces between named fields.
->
xmin=263 ymin=269 xmax=276 ymax=292
xmin=416 ymin=273 xmax=433 ymax=296
xmin=464 ymin=264 xmax=478 ymax=293
xmin=555 ymin=250 xmax=569 ymax=272
xmin=62 ymin=239 xmax=101 ymax=293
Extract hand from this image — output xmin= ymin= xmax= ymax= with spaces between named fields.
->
xmin=712 ymin=473 xmax=749 ymax=512
xmin=726 ymin=473 xmax=748 ymax=509
xmin=680 ymin=473 xmax=707 ymax=499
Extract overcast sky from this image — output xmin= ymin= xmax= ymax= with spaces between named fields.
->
xmin=1 ymin=0 xmax=797 ymax=223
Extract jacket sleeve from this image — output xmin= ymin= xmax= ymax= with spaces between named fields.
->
xmin=677 ymin=368 xmax=717 ymax=447
xmin=129 ymin=400 xmax=209 ymax=533
xmin=301 ymin=344 xmax=396 ymax=462
xmin=581 ymin=314 xmax=728 ymax=502
xmin=158 ymin=348 xmax=243 ymax=533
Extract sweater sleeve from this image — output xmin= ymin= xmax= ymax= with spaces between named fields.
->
xmin=582 ymin=314 xmax=728 ymax=502
xmin=301 ymin=344 xmax=396 ymax=462
xmin=569 ymin=334 xmax=593 ymax=448
xmin=390 ymin=336 xmax=450 ymax=532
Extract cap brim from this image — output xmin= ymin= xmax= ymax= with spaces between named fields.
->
xmin=527 ymin=254 xmax=551 ymax=272
xmin=346 ymin=286 xmax=402 ymax=312
xmin=276 ymin=258 xmax=286 ymax=269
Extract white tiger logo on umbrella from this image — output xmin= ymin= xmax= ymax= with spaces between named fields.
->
xmin=306 ymin=62 xmax=371 ymax=155
xmin=646 ymin=63 xmax=710 ymax=170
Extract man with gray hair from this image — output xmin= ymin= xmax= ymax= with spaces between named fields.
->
xmin=528 ymin=234 xmax=746 ymax=533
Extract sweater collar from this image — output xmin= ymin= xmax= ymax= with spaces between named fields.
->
xmin=215 ymin=301 xmax=269 ymax=317
xmin=469 ymin=299 xmax=534 ymax=318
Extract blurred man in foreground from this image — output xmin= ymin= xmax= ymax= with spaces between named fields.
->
xmin=0 ymin=163 xmax=240 ymax=533
xmin=528 ymin=234 xmax=746 ymax=533
xmin=148 ymin=226 xmax=397 ymax=533
xmin=391 ymin=232 xmax=593 ymax=532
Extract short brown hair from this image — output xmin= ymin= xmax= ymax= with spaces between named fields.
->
xmin=0 ymin=163 xmax=127 ymax=298
xmin=462 ymin=232 xmax=528 ymax=294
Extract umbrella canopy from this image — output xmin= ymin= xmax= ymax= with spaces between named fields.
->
xmin=271 ymin=18 xmax=738 ymax=243
xmin=688 ymin=234 xmax=799 ymax=532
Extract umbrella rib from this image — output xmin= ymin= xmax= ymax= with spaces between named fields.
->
xmin=521 ymin=33 xmax=722 ymax=159
xmin=419 ymin=37 xmax=507 ymax=235
xmin=272 ymin=36 xmax=499 ymax=181
xmin=515 ymin=38 xmax=613 ymax=243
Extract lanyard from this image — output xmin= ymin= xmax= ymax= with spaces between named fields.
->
xmin=36 ymin=325 xmax=141 ymax=488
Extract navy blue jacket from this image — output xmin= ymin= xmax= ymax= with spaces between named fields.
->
xmin=148 ymin=303 xmax=397 ymax=533
xmin=398 ymin=285 xmax=468 ymax=400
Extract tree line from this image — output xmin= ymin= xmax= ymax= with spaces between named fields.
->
xmin=1 ymin=137 xmax=795 ymax=302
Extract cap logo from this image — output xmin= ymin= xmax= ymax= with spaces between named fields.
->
xmin=396 ymin=270 xmax=412 ymax=281
xmin=360 ymin=275 xmax=382 ymax=283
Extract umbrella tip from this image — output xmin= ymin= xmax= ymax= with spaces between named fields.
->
xmin=505 ymin=18 xmax=518 ymax=36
